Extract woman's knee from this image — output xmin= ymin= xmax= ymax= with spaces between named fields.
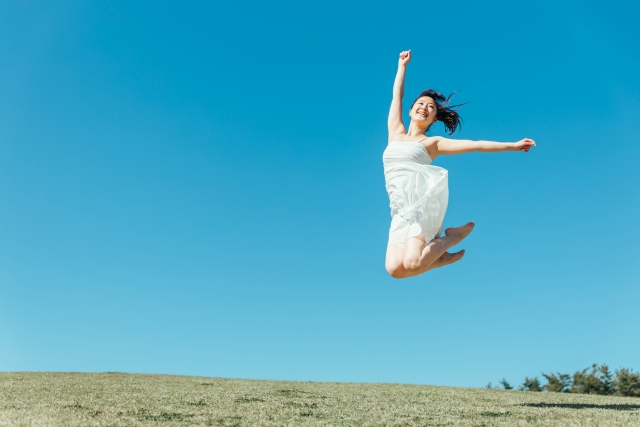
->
xmin=403 ymin=256 xmax=421 ymax=271
xmin=403 ymin=238 xmax=424 ymax=271
xmin=386 ymin=260 xmax=405 ymax=279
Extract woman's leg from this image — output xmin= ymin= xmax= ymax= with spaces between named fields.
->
xmin=386 ymin=222 xmax=474 ymax=279
xmin=402 ymin=222 xmax=475 ymax=275
xmin=386 ymin=247 xmax=466 ymax=279
xmin=405 ymin=249 xmax=466 ymax=277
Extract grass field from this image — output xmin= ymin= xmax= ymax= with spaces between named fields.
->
xmin=1 ymin=372 xmax=639 ymax=426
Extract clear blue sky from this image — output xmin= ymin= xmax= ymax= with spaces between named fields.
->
xmin=1 ymin=0 xmax=638 ymax=388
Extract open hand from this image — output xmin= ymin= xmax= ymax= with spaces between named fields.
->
xmin=398 ymin=50 xmax=411 ymax=67
xmin=514 ymin=138 xmax=536 ymax=152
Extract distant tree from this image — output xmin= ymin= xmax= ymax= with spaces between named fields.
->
xmin=571 ymin=364 xmax=613 ymax=395
xmin=499 ymin=379 xmax=513 ymax=390
xmin=520 ymin=377 xmax=542 ymax=392
xmin=493 ymin=364 xmax=640 ymax=397
xmin=542 ymin=372 xmax=570 ymax=393
xmin=613 ymin=368 xmax=640 ymax=397
xmin=601 ymin=365 xmax=614 ymax=395
xmin=485 ymin=382 xmax=493 ymax=389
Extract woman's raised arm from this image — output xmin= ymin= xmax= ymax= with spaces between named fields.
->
xmin=388 ymin=50 xmax=411 ymax=142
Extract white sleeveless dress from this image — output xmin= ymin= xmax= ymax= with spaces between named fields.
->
xmin=383 ymin=137 xmax=449 ymax=248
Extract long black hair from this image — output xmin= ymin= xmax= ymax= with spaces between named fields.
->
xmin=412 ymin=89 xmax=464 ymax=135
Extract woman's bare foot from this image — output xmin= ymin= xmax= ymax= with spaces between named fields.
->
xmin=444 ymin=222 xmax=475 ymax=245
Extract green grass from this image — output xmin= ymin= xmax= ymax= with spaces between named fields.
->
xmin=1 ymin=372 xmax=639 ymax=426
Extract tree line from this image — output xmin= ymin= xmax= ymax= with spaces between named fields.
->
xmin=487 ymin=364 xmax=640 ymax=397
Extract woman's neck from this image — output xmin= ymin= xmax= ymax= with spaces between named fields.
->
xmin=407 ymin=121 xmax=428 ymax=137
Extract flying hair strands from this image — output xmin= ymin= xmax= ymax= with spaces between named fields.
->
xmin=412 ymin=89 xmax=465 ymax=135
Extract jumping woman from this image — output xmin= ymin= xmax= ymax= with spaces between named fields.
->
xmin=384 ymin=50 xmax=535 ymax=279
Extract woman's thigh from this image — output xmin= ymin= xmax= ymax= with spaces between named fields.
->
xmin=386 ymin=244 xmax=404 ymax=266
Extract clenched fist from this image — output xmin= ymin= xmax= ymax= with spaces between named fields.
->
xmin=398 ymin=50 xmax=411 ymax=67
xmin=514 ymin=138 xmax=536 ymax=152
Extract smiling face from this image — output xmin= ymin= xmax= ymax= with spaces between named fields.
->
xmin=410 ymin=96 xmax=437 ymax=126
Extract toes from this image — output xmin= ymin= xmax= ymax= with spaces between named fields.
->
xmin=445 ymin=250 xmax=465 ymax=264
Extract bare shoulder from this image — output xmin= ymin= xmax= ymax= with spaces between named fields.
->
xmin=422 ymin=135 xmax=442 ymax=148
xmin=423 ymin=136 xmax=443 ymax=159
xmin=388 ymin=131 xmax=407 ymax=144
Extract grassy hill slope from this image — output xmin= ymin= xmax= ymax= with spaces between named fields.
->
xmin=1 ymin=372 xmax=639 ymax=426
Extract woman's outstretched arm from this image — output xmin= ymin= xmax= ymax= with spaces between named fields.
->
xmin=388 ymin=50 xmax=411 ymax=142
xmin=434 ymin=137 xmax=536 ymax=156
